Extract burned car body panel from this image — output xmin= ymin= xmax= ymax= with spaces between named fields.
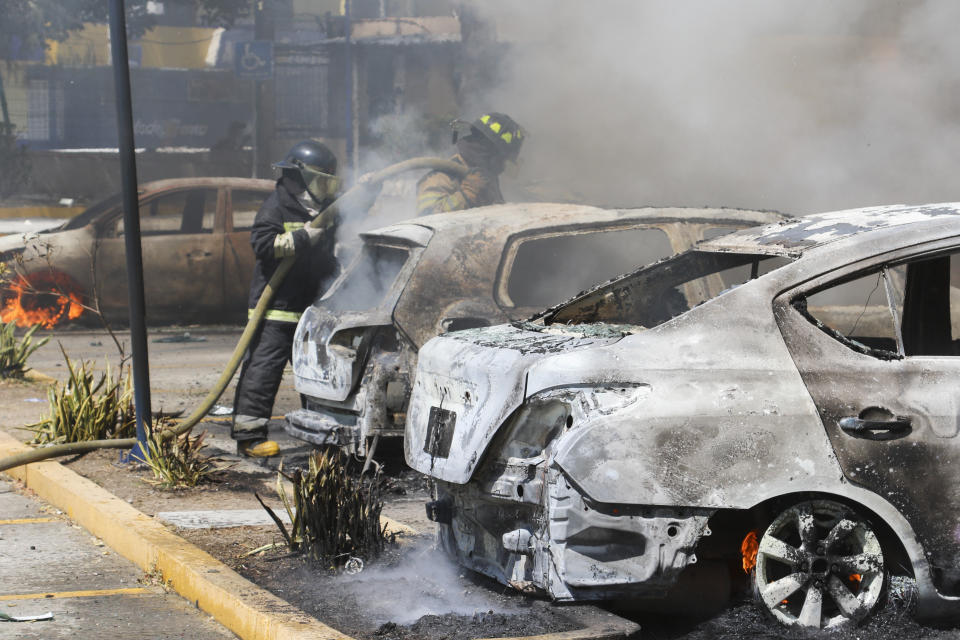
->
xmin=0 ymin=177 xmax=273 ymax=326
xmin=289 ymin=203 xmax=787 ymax=454
xmin=405 ymin=204 xmax=960 ymax=622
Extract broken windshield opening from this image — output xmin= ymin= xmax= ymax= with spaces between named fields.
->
xmin=545 ymin=250 xmax=792 ymax=327
xmin=319 ymin=243 xmax=410 ymax=312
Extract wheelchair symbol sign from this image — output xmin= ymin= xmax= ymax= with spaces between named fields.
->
xmin=235 ymin=41 xmax=273 ymax=78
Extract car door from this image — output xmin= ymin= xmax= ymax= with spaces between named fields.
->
xmin=494 ymin=224 xmax=676 ymax=319
xmin=775 ymin=243 xmax=960 ymax=594
xmin=222 ymin=187 xmax=266 ymax=317
xmin=94 ymin=187 xmax=225 ymax=322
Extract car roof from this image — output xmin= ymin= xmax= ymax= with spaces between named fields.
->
xmin=700 ymin=203 xmax=960 ymax=257
xmin=365 ymin=202 xmax=787 ymax=244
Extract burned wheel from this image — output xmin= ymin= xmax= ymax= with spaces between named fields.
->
xmin=754 ymin=499 xmax=885 ymax=629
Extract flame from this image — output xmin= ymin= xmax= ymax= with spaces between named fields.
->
xmin=0 ymin=271 xmax=85 ymax=328
xmin=741 ymin=530 xmax=759 ymax=573
xmin=850 ymin=574 xmax=862 ymax=583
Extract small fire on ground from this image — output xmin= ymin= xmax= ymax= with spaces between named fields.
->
xmin=0 ymin=272 xmax=85 ymax=328
xmin=741 ymin=530 xmax=759 ymax=573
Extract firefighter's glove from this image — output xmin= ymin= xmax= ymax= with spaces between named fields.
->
xmin=460 ymin=169 xmax=493 ymax=206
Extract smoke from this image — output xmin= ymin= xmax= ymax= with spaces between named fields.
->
xmin=328 ymin=542 xmax=515 ymax=626
xmin=460 ymin=0 xmax=960 ymax=214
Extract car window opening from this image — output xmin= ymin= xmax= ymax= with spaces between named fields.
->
xmin=506 ymin=227 xmax=673 ymax=310
xmin=796 ymin=251 xmax=960 ymax=359
xmin=545 ymin=250 xmax=792 ymax=328
xmin=320 ymin=243 xmax=409 ymax=312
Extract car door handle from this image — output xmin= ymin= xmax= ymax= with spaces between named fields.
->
xmin=839 ymin=416 xmax=912 ymax=440
xmin=186 ymin=251 xmax=213 ymax=258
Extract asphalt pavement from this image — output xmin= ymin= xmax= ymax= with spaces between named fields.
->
xmin=0 ymin=478 xmax=236 ymax=639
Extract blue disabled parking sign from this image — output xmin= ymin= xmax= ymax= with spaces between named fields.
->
xmin=235 ymin=41 xmax=273 ymax=79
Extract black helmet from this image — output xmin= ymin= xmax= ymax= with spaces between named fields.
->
xmin=452 ymin=112 xmax=525 ymax=160
xmin=273 ymin=139 xmax=340 ymax=202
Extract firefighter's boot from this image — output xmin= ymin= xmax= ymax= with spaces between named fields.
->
xmin=237 ymin=439 xmax=280 ymax=458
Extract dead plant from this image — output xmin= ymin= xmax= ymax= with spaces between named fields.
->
xmin=257 ymin=449 xmax=391 ymax=566
xmin=0 ymin=320 xmax=48 ymax=378
xmin=138 ymin=428 xmax=218 ymax=489
xmin=24 ymin=346 xmax=135 ymax=444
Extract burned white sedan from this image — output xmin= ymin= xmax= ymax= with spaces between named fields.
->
xmin=405 ymin=204 xmax=960 ymax=629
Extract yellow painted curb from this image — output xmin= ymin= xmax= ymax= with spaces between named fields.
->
xmin=0 ymin=431 xmax=353 ymax=640
xmin=0 ymin=206 xmax=84 ymax=219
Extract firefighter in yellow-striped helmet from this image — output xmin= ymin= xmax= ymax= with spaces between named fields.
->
xmin=416 ymin=112 xmax=525 ymax=216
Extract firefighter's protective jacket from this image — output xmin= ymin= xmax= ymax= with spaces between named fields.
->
xmin=246 ymin=177 xmax=338 ymax=320
xmin=415 ymin=155 xmax=504 ymax=216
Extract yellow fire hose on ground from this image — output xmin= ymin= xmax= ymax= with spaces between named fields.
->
xmin=0 ymin=157 xmax=468 ymax=473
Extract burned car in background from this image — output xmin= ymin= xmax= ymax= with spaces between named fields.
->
xmin=286 ymin=203 xmax=785 ymax=455
xmin=0 ymin=177 xmax=274 ymax=327
xmin=405 ymin=204 xmax=960 ymax=629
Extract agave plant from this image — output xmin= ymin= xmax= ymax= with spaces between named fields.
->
xmin=0 ymin=321 xmax=48 ymax=378
xmin=257 ymin=449 xmax=390 ymax=565
xmin=25 ymin=346 xmax=135 ymax=444
xmin=139 ymin=428 xmax=218 ymax=489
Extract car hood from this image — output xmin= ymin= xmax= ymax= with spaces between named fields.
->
xmin=404 ymin=322 xmax=631 ymax=483
xmin=0 ymin=232 xmax=28 ymax=254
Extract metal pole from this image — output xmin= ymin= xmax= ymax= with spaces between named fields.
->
xmin=108 ymin=0 xmax=152 ymax=460
xmin=251 ymin=80 xmax=258 ymax=178
xmin=344 ymin=0 xmax=353 ymax=176
xmin=0 ymin=72 xmax=11 ymax=133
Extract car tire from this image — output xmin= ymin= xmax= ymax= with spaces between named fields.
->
xmin=752 ymin=499 xmax=886 ymax=629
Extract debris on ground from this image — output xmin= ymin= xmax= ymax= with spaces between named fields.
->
xmin=0 ymin=611 xmax=54 ymax=622
xmin=153 ymin=332 xmax=207 ymax=343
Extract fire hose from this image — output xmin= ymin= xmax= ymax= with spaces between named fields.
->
xmin=0 ymin=157 xmax=468 ymax=473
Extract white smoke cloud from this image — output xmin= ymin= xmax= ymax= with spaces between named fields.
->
xmin=459 ymin=0 xmax=960 ymax=214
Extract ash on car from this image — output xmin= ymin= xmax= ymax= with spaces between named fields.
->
xmin=405 ymin=203 xmax=960 ymax=630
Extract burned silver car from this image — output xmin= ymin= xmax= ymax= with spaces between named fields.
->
xmin=286 ymin=203 xmax=784 ymax=455
xmin=405 ymin=204 xmax=960 ymax=629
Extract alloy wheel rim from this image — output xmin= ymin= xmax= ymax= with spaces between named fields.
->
xmin=754 ymin=500 xmax=885 ymax=628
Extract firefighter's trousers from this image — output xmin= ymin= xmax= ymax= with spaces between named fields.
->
xmin=232 ymin=319 xmax=298 ymax=441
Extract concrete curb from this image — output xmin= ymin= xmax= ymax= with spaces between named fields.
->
xmin=0 ymin=431 xmax=352 ymax=640
xmin=0 ymin=431 xmax=638 ymax=640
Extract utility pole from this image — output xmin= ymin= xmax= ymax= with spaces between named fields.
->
xmin=344 ymin=0 xmax=355 ymax=178
xmin=107 ymin=0 xmax=152 ymax=460
xmin=253 ymin=0 xmax=276 ymax=177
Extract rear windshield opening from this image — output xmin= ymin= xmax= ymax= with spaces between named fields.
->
xmin=546 ymin=250 xmax=792 ymax=327
xmin=320 ymin=243 xmax=409 ymax=312
xmin=505 ymin=226 xmax=673 ymax=309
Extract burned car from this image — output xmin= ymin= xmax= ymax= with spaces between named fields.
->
xmin=286 ymin=203 xmax=784 ymax=455
xmin=0 ymin=177 xmax=274 ymax=327
xmin=405 ymin=204 xmax=960 ymax=629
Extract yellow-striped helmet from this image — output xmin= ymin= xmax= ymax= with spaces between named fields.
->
xmin=451 ymin=112 xmax=525 ymax=160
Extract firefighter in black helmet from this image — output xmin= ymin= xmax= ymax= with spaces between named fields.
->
xmin=231 ymin=139 xmax=341 ymax=457
xmin=416 ymin=112 xmax=524 ymax=216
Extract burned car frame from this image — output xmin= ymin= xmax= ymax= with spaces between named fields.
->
xmin=405 ymin=204 xmax=960 ymax=629
xmin=285 ymin=203 xmax=785 ymax=455
xmin=0 ymin=177 xmax=274 ymax=327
